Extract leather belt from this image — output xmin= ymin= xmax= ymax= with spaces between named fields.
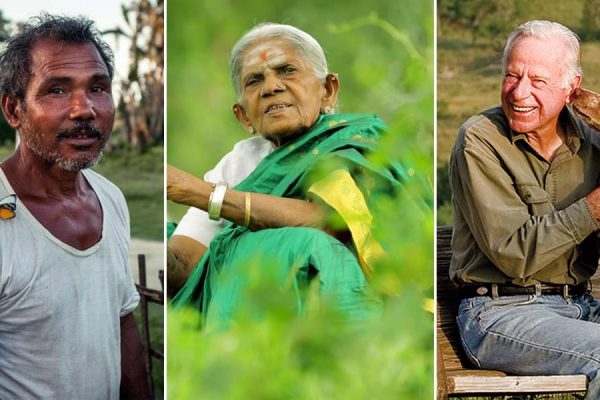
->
xmin=459 ymin=282 xmax=589 ymax=299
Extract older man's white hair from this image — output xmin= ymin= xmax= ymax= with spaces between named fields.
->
xmin=229 ymin=23 xmax=328 ymax=98
xmin=502 ymin=20 xmax=582 ymax=89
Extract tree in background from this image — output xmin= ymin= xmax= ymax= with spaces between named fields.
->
xmin=582 ymin=0 xmax=600 ymax=40
xmin=0 ymin=10 xmax=14 ymax=146
xmin=107 ymin=0 xmax=164 ymax=151
xmin=439 ymin=0 xmax=510 ymax=44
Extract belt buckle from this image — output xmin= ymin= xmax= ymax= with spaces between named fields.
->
xmin=563 ymin=284 xmax=570 ymax=298
xmin=535 ymin=283 xmax=541 ymax=297
xmin=475 ymin=286 xmax=489 ymax=296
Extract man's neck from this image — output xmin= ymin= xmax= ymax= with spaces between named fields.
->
xmin=1 ymin=148 xmax=85 ymax=200
xmin=524 ymin=122 xmax=566 ymax=162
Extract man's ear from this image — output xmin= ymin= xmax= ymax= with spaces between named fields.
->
xmin=321 ymin=73 xmax=340 ymax=111
xmin=566 ymin=75 xmax=582 ymax=104
xmin=232 ymin=103 xmax=254 ymax=133
xmin=1 ymin=95 xmax=22 ymax=129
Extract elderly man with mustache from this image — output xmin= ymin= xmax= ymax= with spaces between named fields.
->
xmin=0 ymin=14 xmax=150 ymax=399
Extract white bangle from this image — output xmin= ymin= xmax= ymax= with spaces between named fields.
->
xmin=208 ymin=182 xmax=228 ymax=220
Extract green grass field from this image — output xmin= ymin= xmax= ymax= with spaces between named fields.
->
xmin=92 ymin=146 xmax=164 ymax=241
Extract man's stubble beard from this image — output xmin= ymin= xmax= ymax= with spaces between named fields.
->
xmin=20 ymin=117 xmax=106 ymax=172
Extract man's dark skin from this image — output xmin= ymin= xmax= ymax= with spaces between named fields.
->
xmin=0 ymin=37 xmax=151 ymax=399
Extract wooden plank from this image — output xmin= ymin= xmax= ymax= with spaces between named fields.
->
xmin=446 ymin=369 xmax=507 ymax=378
xmin=436 ymin=334 xmax=449 ymax=400
xmin=437 ymin=226 xmax=474 ymax=374
xmin=449 ymin=374 xmax=588 ymax=394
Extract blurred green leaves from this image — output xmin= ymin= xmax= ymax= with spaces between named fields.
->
xmin=168 ymin=283 xmax=433 ymax=400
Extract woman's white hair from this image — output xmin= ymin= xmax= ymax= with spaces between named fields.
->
xmin=502 ymin=20 xmax=582 ymax=89
xmin=229 ymin=23 xmax=328 ymax=98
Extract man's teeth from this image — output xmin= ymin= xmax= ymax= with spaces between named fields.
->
xmin=513 ymin=105 xmax=535 ymax=112
xmin=64 ymin=133 xmax=96 ymax=139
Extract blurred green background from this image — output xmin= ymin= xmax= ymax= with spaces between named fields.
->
xmin=437 ymin=0 xmax=600 ymax=227
xmin=167 ymin=0 xmax=434 ymax=399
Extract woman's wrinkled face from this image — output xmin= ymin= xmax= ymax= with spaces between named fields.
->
xmin=234 ymin=38 xmax=326 ymax=145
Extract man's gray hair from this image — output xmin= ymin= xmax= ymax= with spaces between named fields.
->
xmin=229 ymin=23 xmax=328 ymax=98
xmin=502 ymin=20 xmax=582 ymax=89
xmin=0 ymin=13 xmax=114 ymax=101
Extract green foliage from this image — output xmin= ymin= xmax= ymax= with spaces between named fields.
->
xmin=439 ymin=0 xmax=585 ymax=47
xmin=439 ymin=0 xmax=513 ymax=45
xmin=0 ymin=119 xmax=15 ymax=147
xmin=0 ymin=11 xmax=14 ymax=146
xmin=167 ymin=0 xmax=433 ymax=398
xmin=168 ymin=287 xmax=433 ymax=400
xmin=0 ymin=143 xmax=13 ymax=161
xmin=0 ymin=10 xmax=11 ymax=42
xmin=581 ymin=0 xmax=600 ymax=40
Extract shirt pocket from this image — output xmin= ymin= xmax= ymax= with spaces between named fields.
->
xmin=514 ymin=183 xmax=554 ymax=215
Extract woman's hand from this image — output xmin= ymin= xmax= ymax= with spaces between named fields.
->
xmin=167 ymin=164 xmax=212 ymax=208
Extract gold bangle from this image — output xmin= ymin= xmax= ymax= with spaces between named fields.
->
xmin=244 ymin=192 xmax=251 ymax=227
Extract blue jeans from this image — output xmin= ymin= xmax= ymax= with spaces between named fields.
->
xmin=457 ymin=293 xmax=600 ymax=399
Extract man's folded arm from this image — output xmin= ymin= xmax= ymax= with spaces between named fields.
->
xmin=451 ymin=143 xmax=600 ymax=280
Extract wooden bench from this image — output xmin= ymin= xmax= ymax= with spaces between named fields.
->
xmin=436 ymin=226 xmax=599 ymax=399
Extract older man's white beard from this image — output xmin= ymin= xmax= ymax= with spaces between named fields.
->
xmin=20 ymin=125 xmax=105 ymax=172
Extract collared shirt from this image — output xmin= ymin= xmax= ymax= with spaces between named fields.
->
xmin=450 ymin=106 xmax=600 ymax=286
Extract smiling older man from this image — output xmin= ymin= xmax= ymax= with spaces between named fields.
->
xmin=449 ymin=20 xmax=600 ymax=398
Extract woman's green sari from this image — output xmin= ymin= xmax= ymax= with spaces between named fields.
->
xmin=170 ymin=113 xmax=404 ymax=325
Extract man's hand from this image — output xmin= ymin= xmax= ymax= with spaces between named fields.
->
xmin=587 ymin=186 xmax=600 ymax=221
xmin=120 ymin=313 xmax=152 ymax=399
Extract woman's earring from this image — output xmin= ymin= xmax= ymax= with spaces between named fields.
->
xmin=248 ymin=126 xmax=255 ymax=134
xmin=323 ymin=106 xmax=334 ymax=115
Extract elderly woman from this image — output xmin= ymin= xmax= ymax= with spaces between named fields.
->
xmin=167 ymin=23 xmax=401 ymax=325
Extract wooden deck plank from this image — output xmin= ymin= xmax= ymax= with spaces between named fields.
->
xmin=449 ymin=374 xmax=588 ymax=394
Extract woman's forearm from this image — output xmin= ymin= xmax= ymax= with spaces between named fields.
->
xmin=167 ymin=164 xmax=326 ymax=231
xmin=221 ymin=190 xmax=325 ymax=230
